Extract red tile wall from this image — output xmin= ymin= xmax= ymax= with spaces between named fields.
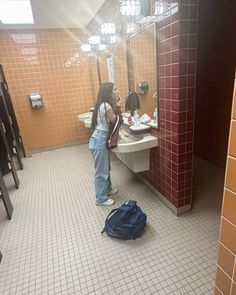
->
xmin=142 ymin=0 xmax=199 ymax=209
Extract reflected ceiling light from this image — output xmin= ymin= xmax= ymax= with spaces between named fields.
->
xmin=11 ymin=33 xmax=36 ymax=44
xmin=98 ymin=44 xmax=107 ymax=51
xmin=101 ymin=23 xmax=116 ymax=35
xmin=119 ymin=0 xmax=142 ymax=16
xmin=81 ymin=44 xmax=91 ymax=52
xmin=88 ymin=35 xmax=101 ymax=45
xmin=109 ymin=35 xmax=118 ymax=44
xmin=154 ymin=1 xmax=171 ymax=16
xmin=20 ymin=48 xmax=38 ymax=55
xmin=0 ymin=0 xmax=34 ymax=24
xmin=127 ymin=23 xmax=137 ymax=33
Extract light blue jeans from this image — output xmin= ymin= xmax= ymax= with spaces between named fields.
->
xmin=89 ymin=129 xmax=112 ymax=203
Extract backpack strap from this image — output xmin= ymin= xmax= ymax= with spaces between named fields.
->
xmin=125 ymin=200 xmax=137 ymax=211
xmin=101 ymin=208 xmax=118 ymax=234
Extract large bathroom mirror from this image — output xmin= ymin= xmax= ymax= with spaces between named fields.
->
xmin=129 ymin=23 xmax=158 ymax=128
xmin=96 ymin=22 xmax=159 ymax=129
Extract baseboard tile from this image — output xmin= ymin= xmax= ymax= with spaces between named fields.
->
xmin=137 ymin=174 xmax=192 ymax=216
xmin=26 ymin=140 xmax=88 ymax=155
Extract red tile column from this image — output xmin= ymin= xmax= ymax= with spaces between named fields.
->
xmin=142 ymin=0 xmax=199 ymax=213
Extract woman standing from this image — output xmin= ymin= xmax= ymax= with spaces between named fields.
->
xmin=89 ymin=82 xmax=120 ymax=206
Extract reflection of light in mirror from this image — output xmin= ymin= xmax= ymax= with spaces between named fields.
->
xmin=98 ymin=44 xmax=107 ymax=51
xmin=127 ymin=23 xmax=137 ymax=34
xmin=101 ymin=23 xmax=116 ymax=35
xmin=119 ymin=0 xmax=142 ymax=16
xmin=154 ymin=1 xmax=178 ymax=20
xmin=23 ymin=56 xmax=37 ymax=61
xmin=23 ymin=55 xmax=38 ymax=65
xmin=11 ymin=33 xmax=36 ymax=44
xmin=89 ymin=35 xmax=101 ymax=45
xmin=65 ymin=52 xmax=81 ymax=68
xmin=109 ymin=35 xmax=118 ymax=44
xmin=81 ymin=44 xmax=91 ymax=52
xmin=20 ymin=48 xmax=38 ymax=55
xmin=138 ymin=16 xmax=156 ymax=24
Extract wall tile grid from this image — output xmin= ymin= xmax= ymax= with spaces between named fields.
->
xmin=88 ymin=57 xmax=100 ymax=103
xmin=215 ymin=73 xmax=236 ymax=295
xmin=0 ymin=29 xmax=93 ymax=151
xmin=142 ymin=0 xmax=199 ymax=209
xmin=98 ymin=53 xmax=109 ymax=83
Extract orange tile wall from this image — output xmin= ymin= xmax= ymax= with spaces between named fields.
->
xmin=0 ymin=29 xmax=94 ymax=151
xmin=130 ymin=24 xmax=157 ymax=116
xmin=89 ymin=57 xmax=100 ymax=102
xmin=215 ymin=71 xmax=236 ymax=294
xmin=98 ymin=53 xmax=109 ymax=82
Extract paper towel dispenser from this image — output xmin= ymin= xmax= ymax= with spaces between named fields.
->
xmin=136 ymin=82 xmax=149 ymax=94
xmin=29 ymin=93 xmax=43 ymax=109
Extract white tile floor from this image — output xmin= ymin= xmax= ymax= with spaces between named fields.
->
xmin=0 ymin=145 xmax=224 ymax=294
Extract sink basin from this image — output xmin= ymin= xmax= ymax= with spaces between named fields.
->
xmin=113 ymin=128 xmax=157 ymax=153
xmin=130 ymin=123 xmax=150 ymax=132
xmin=78 ymin=112 xmax=92 ymax=122
xmin=112 ymin=126 xmax=158 ymax=172
xmin=84 ymin=117 xmax=92 ymax=128
xmin=130 ymin=123 xmax=151 ymax=135
xmin=119 ymin=129 xmax=143 ymax=143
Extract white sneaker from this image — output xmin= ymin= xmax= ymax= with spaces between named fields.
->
xmin=108 ymin=187 xmax=118 ymax=196
xmin=96 ymin=198 xmax=115 ymax=206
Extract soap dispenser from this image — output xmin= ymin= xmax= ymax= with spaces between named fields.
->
xmin=153 ymin=107 xmax=158 ymax=125
xmin=133 ymin=110 xmax=140 ymax=125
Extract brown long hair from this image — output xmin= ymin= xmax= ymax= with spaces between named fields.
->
xmin=91 ymin=82 xmax=114 ymax=130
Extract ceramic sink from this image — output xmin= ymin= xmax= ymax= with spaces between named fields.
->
xmin=84 ymin=117 xmax=92 ymax=128
xmin=112 ymin=126 xmax=158 ymax=173
xmin=113 ymin=127 xmax=158 ymax=153
xmin=78 ymin=112 xmax=92 ymax=122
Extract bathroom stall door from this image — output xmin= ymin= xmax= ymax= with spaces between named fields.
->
xmin=0 ymin=87 xmax=23 ymax=169
xmin=0 ymin=133 xmax=10 ymax=175
xmin=0 ymin=115 xmax=19 ymax=189
xmin=0 ymin=65 xmax=26 ymax=157
xmin=0 ymin=167 xmax=13 ymax=220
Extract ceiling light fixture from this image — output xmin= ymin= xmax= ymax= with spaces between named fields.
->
xmin=154 ymin=1 xmax=171 ymax=16
xmin=119 ymin=0 xmax=142 ymax=16
xmin=0 ymin=0 xmax=34 ymax=24
xmin=81 ymin=44 xmax=91 ymax=52
xmin=109 ymin=35 xmax=118 ymax=44
xmin=126 ymin=23 xmax=137 ymax=33
xmin=88 ymin=35 xmax=101 ymax=45
xmin=98 ymin=44 xmax=107 ymax=51
xmin=101 ymin=23 xmax=116 ymax=35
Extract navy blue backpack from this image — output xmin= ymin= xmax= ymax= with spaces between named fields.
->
xmin=101 ymin=200 xmax=147 ymax=240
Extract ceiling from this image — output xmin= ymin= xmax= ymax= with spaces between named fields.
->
xmin=0 ymin=0 xmax=106 ymax=30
